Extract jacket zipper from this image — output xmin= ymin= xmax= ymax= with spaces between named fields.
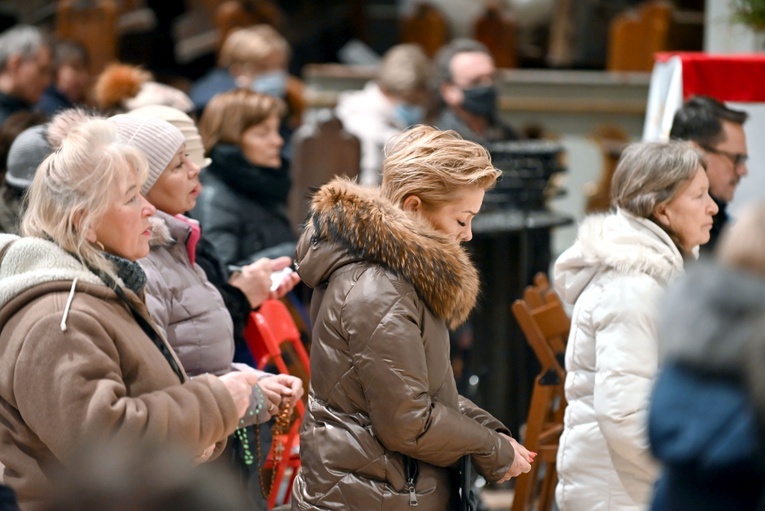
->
xmin=404 ymin=455 xmax=419 ymax=506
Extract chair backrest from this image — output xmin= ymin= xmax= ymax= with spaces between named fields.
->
xmin=585 ymin=124 xmax=629 ymax=214
xmin=287 ymin=110 xmax=360 ymax=232
xmin=400 ymin=2 xmax=448 ymax=58
xmin=245 ymin=299 xmax=310 ymax=377
xmin=511 ymin=280 xmax=569 ymax=511
xmin=607 ymin=0 xmax=671 ymax=72
xmin=473 ymin=3 xmax=517 ymax=69
xmin=244 ymin=298 xmax=309 ymax=508
xmin=56 ymin=0 xmax=118 ymax=76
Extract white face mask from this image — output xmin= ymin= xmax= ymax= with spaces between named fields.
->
xmin=251 ymin=70 xmax=288 ymax=98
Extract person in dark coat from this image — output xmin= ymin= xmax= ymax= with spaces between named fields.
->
xmin=192 ymin=89 xmax=295 ymax=268
xmin=649 ymin=202 xmax=765 ymax=511
xmin=0 ymin=26 xmax=52 ymax=125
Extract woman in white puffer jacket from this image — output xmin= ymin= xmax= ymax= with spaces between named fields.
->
xmin=553 ymin=141 xmax=718 ymax=511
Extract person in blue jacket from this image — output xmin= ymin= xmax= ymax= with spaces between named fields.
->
xmin=649 ymin=202 xmax=765 ymax=511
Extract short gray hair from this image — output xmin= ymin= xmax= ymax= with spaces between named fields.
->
xmin=0 ymin=25 xmax=49 ymax=72
xmin=611 ymin=141 xmax=704 ymax=218
xmin=434 ymin=38 xmax=491 ymax=85
xmin=378 ymin=44 xmax=431 ymax=96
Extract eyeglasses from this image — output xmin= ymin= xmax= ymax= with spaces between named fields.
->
xmin=699 ymin=144 xmax=748 ymax=168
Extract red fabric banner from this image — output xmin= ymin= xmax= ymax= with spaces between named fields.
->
xmin=655 ymin=52 xmax=765 ymax=103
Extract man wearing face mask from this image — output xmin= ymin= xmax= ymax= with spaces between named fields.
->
xmin=435 ymin=38 xmax=518 ymax=146
xmin=335 ymin=44 xmax=432 ymax=186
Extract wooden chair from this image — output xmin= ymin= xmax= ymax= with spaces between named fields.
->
xmin=585 ymin=124 xmax=630 ymax=214
xmin=214 ymin=0 xmax=284 ymax=52
xmin=56 ymin=0 xmax=119 ymax=76
xmin=473 ymin=2 xmax=517 ymax=69
xmin=511 ymin=276 xmax=569 ymax=511
xmin=287 ymin=109 xmax=360 ymax=232
xmin=606 ymin=0 xmax=671 ymax=72
xmin=400 ymin=2 xmax=449 ymax=58
xmin=244 ymin=298 xmax=309 ymax=508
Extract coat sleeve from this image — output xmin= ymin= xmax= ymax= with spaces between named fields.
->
xmin=139 ymin=255 xmax=172 ymax=341
xmin=13 ymin=309 xmax=239 ymax=462
xmin=344 ymin=281 xmax=514 ymax=482
xmin=591 ymin=275 xmax=661 ymax=484
xmin=193 ymin=190 xmax=241 ymax=267
xmin=459 ymin=395 xmax=511 ymax=436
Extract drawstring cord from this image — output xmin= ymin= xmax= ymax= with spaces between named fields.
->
xmin=60 ymin=277 xmax=79 ymax=331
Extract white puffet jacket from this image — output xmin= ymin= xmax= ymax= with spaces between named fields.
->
xmin=553 ymin=209 xmax=687 ymax=511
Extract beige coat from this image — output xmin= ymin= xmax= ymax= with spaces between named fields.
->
xmin=0 ymin=234 xmax=239 ymax=511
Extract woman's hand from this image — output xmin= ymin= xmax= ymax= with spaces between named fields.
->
xmin=229 ymin=256 xmax=301 ymax=308
xmin=229 ymin=259 xmax=272 ymax=309
xmin=217 ymin=371 xmax=262 ymax=418
xmin=258 ymin=374 xmax=304 ymax=415
xmin=268 ymin=256 xmax=301 ymax=299
xmin=497 ymin=434 xmax=534 ymax=482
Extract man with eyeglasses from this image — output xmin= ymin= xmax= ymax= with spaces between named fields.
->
xmin=670 ymin=95 xmax=749 ymax=251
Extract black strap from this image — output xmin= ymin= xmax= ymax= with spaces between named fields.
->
xmin=100 ymin=272 xmax=185 ymax=384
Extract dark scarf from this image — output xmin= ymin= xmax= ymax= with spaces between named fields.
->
xmin=103 ymin=252 xmax=147 ymax=295
xmin=701 ymin=195 xmax=729 ymax=253
xmin=207 ymin=144 xmax=291 ymax=205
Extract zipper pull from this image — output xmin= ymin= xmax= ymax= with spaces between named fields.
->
xmin=408 ymin=479 xmax=418 ymax=506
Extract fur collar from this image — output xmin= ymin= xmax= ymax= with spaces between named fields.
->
xmin=298 ymin=178 xmax=480 ymax=329
xmin=555 ymin=209 xmax=685 ymax=304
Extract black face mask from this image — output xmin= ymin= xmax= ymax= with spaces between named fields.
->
xmin=461 ymin=85 xmax=498 ymax=119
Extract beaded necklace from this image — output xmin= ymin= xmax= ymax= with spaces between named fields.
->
xmin=234 ymin=387 xmax=295 ymax=500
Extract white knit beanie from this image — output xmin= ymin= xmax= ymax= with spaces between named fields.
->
xmin=129 ymin=104 xmax=211 ymax=168
xmin=108 ymin=114 xmax=185 ymax=195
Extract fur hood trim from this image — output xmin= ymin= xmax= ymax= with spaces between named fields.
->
xmin=147 ymin=211 xmax=180 ymax=248
xmin=301 ymin=178 xmax=480 ymax=329
xmin=555 ymin=209 xmax=685 ymax=304
xmin=0 ymin=234 xmax=105 ymax=310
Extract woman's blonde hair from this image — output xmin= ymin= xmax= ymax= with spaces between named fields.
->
xmin=717 ymin=202 xmax=765 ymax=275
xmin=218 ymin=25 xmax=290 ymax=69
xmin=381 ymin=125 xmax=500 ymax=209
xmin=21 ymin=119 xmax=148 ymax=277
xmin=198 ymin=89 xmax=285 ymax=152
xmin=611 ymin=140 xmax=704 ymax=218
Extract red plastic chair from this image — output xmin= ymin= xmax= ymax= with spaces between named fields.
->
xmin=244 ymin=299 xmax=310 ymax=508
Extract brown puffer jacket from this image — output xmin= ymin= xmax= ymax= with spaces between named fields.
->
xmin=291 ymin=179 xmax=515 ymax=511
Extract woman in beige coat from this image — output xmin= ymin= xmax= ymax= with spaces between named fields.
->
xmin=0 ymin=118 xmax=260 ymax=511
xmin=292 ymin=125 xmax=533 ymax=510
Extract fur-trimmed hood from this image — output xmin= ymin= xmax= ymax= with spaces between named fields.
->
xmin=295 ymin=178 xmax=480 ymax=329
xmin=555 ymin=209 xmax=685 ymax=305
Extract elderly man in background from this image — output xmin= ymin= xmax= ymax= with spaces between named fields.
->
xmin=670 ymin=95 xmax=749 ymax=251
xmin=0 ymin=25 xmax=52 ymax=125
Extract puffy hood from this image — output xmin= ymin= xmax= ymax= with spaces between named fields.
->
xmin=0 ymin=234 xmax=106 ymax=310
xmin=659 ymin=261 xmax=765 ymax=374
xmin=295 ymin=178 xmax=480 ymax=329
xmin=554 ymin=209 xmax=685 ymax=305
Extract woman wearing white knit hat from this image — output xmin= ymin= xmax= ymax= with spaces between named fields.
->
xmin=109 ymin=112 xmax=302 ymax=509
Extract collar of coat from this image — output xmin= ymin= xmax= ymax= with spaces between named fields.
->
xmin=300 ymin=177 xmax=479 ymax=329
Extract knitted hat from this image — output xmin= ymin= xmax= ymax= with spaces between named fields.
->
xmin=108 ymin=114 xmax=185 ymax=195
xmin=129 ymin=105 xmax=211 ymax=168
xmin=6 ymin=124 xmax=52 ymax=189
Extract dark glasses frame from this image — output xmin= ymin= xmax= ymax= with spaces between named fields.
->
xmin=699 ymin=143 xmax=748 ymax=168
